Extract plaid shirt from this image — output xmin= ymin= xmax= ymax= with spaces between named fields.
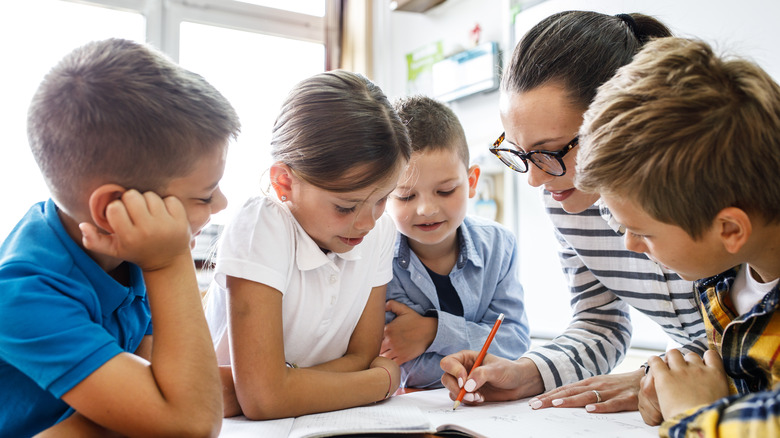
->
xmin=662 ymin=266 xmax=780 ymax=437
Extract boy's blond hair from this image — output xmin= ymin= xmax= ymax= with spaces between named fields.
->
xmin=27 ymin=38 xmax=241 ymax=212
xmin=576 ymin=37 xmax=780 ymax=238
xmin=392 ymin=95 xmax=469 ymax=167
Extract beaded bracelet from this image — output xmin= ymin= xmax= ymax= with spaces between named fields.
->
xmin=378 ymin=366 xmax=392 ymax=400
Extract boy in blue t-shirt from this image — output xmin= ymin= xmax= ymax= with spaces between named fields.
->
xmin=576 ymin=37 xmax=780 ymax=436
xmin=382 ymin=95 xmax=530 ymax=389
xmin=0 ymin=39 xmax=240 ymax=436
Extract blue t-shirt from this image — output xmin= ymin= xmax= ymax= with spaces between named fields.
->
xmin=0 ymin=199 xmax=151 ymax=437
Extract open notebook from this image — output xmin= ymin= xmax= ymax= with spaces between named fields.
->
xmin=220 ymin=388 xmax=658 ymax=438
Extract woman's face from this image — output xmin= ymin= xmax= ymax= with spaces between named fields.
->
xmin=499 ymin=83 xmax=600 ymax=214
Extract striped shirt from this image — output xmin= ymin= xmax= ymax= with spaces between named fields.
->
xmin=662 ymin=267 xmax=780 ymax=438
xmin=523 ymin=191 xmax=708 ymax=390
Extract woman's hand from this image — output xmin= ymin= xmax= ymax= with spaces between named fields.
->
xmin=528 ymin=368 xmax=645 ymax=413
xmin=440 ymin=352 xmax=543 ymax=404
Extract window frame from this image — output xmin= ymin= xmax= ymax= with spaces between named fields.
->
xmin=62 ymin=0 xmax=325 ymax=62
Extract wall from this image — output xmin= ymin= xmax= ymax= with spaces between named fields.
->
xmin=375 ymin=0 xmax=780 ymax=349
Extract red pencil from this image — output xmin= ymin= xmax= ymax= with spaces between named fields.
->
xmin=453 ymin=313 xmax=504 ymax=410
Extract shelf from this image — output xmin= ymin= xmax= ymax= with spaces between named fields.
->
xmin=389 ymin=0 xmax=447 ymax=13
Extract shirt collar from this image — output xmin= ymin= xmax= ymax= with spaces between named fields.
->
xmin=290 ymin=214 xmax=362 ymax=271
xmin=394 ymin=221 xmax=482 ymax=270
xmin=44 ymin=199 xmax=146 ymax=317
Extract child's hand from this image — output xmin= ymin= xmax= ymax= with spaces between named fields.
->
xmin=637 ymin=366 xmax=663 ymax=425
xmin=370 ymin=356 xmax=401 ymax=398
xmin=80 ymin=189 xmax=192 ymax=271
xmin=381 ymin=300 xmax=437 ymax=365
xmin=651 ymin=349 xmax=729 ymax=420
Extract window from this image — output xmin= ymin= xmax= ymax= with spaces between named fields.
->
xmin=2 ymin=0 xmax=145 ymax=240
xmin=0 ymin=0 xmax=325 ymax=240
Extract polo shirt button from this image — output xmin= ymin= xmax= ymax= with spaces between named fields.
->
xmin=329 ymin=275 xmax=337 ymax=284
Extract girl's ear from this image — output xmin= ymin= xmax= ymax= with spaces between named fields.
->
xmin=270 ymin=162 xmax=294 ymax=201
xmin=715 ymin=207 xmax=752 ymax=254
xmin=87 ymin=184 xmax=126 ymax=233
xmin=467 ymin=164 xmax=481 ymax=199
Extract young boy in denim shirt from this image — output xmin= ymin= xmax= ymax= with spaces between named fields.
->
xmin=576 ymin=37 xmax=780 ymax=437
xmin=382 ymin=95 xmax=530 ymax=389
xmin=0 ymin=39 xmax=240 ymax=436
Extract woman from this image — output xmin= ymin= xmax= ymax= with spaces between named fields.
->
xmin=440 ymin=11 xmax=707 ymax=424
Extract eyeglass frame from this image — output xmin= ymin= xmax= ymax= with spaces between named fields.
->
xmin=489 ymin=132 xmax=579 ymax=177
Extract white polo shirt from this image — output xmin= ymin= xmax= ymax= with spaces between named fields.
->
xmin=204 ymin=196 xmax=395 ymax=367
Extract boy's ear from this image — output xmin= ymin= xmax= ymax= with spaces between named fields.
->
xmin=270 ymin=162 xmax=294 ymax=201
xmin=467 ymin=164 xmax=481 ymax=198
xmin=715 ymin=207 xmax=752 ymax=254
xmin=87 ymin=184 xmax=127 ymax=234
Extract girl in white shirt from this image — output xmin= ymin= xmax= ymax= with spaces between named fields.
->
xmin=205 ymin=70 xmax=411 ymax=419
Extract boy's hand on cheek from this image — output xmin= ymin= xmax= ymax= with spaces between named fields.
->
xmin=651 ymin=349 xmax=730 ymax=421
xmin=81 ymin=190 xmax=192 ymax=271
xmin=380 ymin=300 xmax=437 ymax=365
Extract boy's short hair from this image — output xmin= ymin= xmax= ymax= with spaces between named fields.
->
xmin=27 ymin=38 xmax=241 ymax=211
xmin=576 ymin=37 xmax=780 ymax=239
xmin=393 ymin=95 xmax=469 ymax=167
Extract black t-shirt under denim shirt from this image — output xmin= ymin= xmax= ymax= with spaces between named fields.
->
xmin=423 ymin=264 xmax=464 ymax=317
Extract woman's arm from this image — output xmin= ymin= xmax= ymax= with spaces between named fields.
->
xmin=227 ymin=277 xmax=399 ymax=420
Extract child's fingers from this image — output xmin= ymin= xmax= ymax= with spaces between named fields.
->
xmin=702 ymin=350 xmax=726 ymax=374
xmin=385 ymin=299 xmax=410 ymax=315
xmin=161 ymin=194 xmax=187 ymax=220
xmin=104 ymin=198 xmax=134 ymax=234
xmin=140 ymin=190 xmax=167 ymax=217
xmin=662 ymin=349 xmax=686 ymax=369
xmin=79 ymin=222 xmax=112 ymax=252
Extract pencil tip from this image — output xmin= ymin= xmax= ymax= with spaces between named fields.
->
xmin=453 ymin=401 xmax=460 ymax=410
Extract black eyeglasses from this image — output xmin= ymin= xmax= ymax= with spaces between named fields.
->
xmin=489 ymin=132 xmax=578 ymax=176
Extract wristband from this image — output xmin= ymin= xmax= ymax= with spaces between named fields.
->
xmin=378 ymin=366 xmax=392 ymax=400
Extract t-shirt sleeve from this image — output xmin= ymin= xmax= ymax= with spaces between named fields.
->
xmin=371 ymin=214 xmax=396 ymax=287
xmin=0 ymin=263 xmax=124 ymax=398
xmin=214 ymin=198 xmax=295 ymax=294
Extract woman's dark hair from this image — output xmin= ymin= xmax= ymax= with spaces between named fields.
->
xmin=501 ymin=11 xmax=672 ymax=109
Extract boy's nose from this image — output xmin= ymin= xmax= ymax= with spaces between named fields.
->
xmin=623 ymin=233 xmax=646 ymax=254
xmin=416 ymin=196 xmax=438 ymax=217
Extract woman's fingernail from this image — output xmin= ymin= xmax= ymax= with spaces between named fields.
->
xmin=475 ymin=393 xmax=484 ymax=403
xmin=530 ymin=399 xmax=542 ymax=409
xmin=458 ymin=377 xmax=463 ymax=388
xmin=464 ymin=393 xmax=475 ymax=402
xmin=552 ymin=399 xmax=563 ymax=406
xmin=464 ymin=379 xmax=477 ymax=392
xmin=585 ymin=404 xmax=596 ymax=412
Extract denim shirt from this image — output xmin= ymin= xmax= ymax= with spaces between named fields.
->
xmin=386 ymin=215 xmax=530 ymax=388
